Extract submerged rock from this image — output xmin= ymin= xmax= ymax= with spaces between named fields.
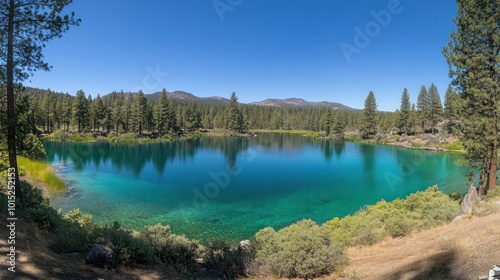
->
xmin=86 ymin=244 xmax=117 ymax=269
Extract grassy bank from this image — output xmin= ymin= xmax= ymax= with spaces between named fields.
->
xmin=17 ymin=156 xmax=66 ymax=192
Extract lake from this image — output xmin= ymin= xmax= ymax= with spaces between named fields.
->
xmin=44 ymin=133 xmax=467 ymax=243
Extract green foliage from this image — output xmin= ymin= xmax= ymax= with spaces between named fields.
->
xmin=399 ymin=88 xmax=411 ymax=134
xmin=93 ymin=222 xmax=158 ymax=266
xmin=203 ymin=240 xmax=251 ymax=279
xmin=324 ymin=186 xmax=459 ymax=245
xmin=444 ymin=0 xmax=500 ymax=192
xmin=72 ymin=90 xmax=90 ymax=133
xmin=361 ymin=91 xmax=378 ymax=139
xmin=428 ymin=83 xmax=443 ymax=134
xmin=154 ymin=89 xmax=176 ymax=136
xmin=64 ymin=208 xmax=94 ymax=231
xmin=443 ymin=84 xmax=461 ymax=134
xmin=140 ymin=223 xmax=200 ymax=269
xmin=417 ymin=85 xmax=431 ymax=130
xmin=225 ymin=92 xmax=245 ymax=133
xmin=18 ymin=181 xmax=61 ymax=231
xmin=445 ymin=140 xmax=464 ymax=151
xmin=17 ymin=156 xmax=66 ymax=191
xmin=255 ymin=219 xmax=348 ymax=279
xmin=51 ymin=219 xmax=93 ymax=254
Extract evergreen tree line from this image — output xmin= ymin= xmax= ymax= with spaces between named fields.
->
xmin=4 ymin=83 xmax=460 ymax=140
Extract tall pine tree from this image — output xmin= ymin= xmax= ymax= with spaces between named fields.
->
xmin=416 ymin=85 xmax=431 ymax=131
xmin=398 ymin=88 xmax=411 ymax=134
xmin=444 ymin=0 xmax=500 ymax=193
xmin=361 ymin=91 xmax=378 ymax=139
xmin=428 ymin=83 xmax=443 ymax=134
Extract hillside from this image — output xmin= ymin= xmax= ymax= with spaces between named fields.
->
xmin=22 ymin=87 xmax=359 ymax=110
xmin=339 ymin=212 xmax=500 ymax=280
xmin=112 ymin=90 xmax=230 ymax=105
xmin=250 ymin=98 xmax=359 ymax=111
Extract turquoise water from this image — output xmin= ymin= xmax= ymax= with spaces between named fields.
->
xmin=44 ymin=133 xmax=467 ymax=243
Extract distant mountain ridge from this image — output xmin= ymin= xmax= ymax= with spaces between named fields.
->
xmin=27 ymin=87 xmax=358 ymax=110
xmin=114 ymin=90 xmax=230 ymax=105
xmin=110 ymin=91 xmax=358 ymax=110
xmin=250 ymin=98 xmax=358 ymax=111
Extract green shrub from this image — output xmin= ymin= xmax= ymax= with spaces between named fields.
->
xmin=203 ymin=240 xmax=251 ymax=279
xmin=255 ymin=219 xmax=348 ymax=279
xmin=140 ymin=223 xmax=200 ymax=271
xmin=93 ymin=222 xmax=158 ymax=266
xmin=19 ymin=180 xmax=49 ymax=207
xmin=324 ymin=186 xmax=459 ymax=244
xmin=19 ymin=133 xmax=46 ymax=161
xmin=18 ymin=181 xmax=61 ymax=231
xmin=64 ymin=208 xmax=94 ymax=231
xmin=51 ymin=219 xmax=92 ymax=253
xmin=445 ymin=140 xmax=463 ymax=151
xmin=24 ymin=206 xmax=61 ymax=231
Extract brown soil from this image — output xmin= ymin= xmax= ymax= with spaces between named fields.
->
xmin=0 ymin=210 xmax=168 ymax=280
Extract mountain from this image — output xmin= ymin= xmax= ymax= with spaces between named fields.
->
xmin=112 ymin=90 xmax=230 ymax=105
xmin=250 ymin=98 xmax=359 ymax=111
xmin=104 ymin=90 xmax=358 ymax=110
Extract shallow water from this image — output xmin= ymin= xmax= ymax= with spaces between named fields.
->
xmin=45 ymin=133 xmax=467 ymax=243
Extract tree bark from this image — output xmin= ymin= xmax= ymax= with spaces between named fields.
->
xmin=7 ymin=0 xmax=22 ymax=200
xmin=488 ymin=114 xmax=497 ymax=191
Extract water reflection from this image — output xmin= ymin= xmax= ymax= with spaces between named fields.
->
xmin=44 ymin=133 xmax=342 ymax=176
xmin=45 ymin=133 xmax=452 ymax=179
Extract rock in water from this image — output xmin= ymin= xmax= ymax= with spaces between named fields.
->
xmin=86 ymin=244 xmax=117 ymax=269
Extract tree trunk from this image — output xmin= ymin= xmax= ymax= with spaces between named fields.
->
xmin=478 ymin=155 xmax=489 ymax=195
xmin=488 ymin=115 xmax=497 ymax=191
xmin=7 ymin=0 xmax=22 ymax=200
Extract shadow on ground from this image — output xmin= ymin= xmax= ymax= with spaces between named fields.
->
xmin=385 ymin=249 xmax=467 ymax=280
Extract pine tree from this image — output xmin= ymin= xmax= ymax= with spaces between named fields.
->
xmin=444 ymin=84 xmax=460 ymax=134
xmin=55 ymin=96 xmax=63 ymax=130
xmin=409 ymin=103 xmax=418 ymax=135
xmin=62 ymin=94 xmax=72 ymax=132
xmin=226 ymin=92 xmax=244 ymax=133
xmin=154 ymin=89 xmax=173 ymax=136
xmin=416 ymin=85 xmax=430 ymax=131
xmin=112 ymin=91 xmax=125 ymax=134
xmin=94 ymin=94 xmax=105 ymax=131
xmin=398 ymin=88 xmax=411 ymax=134
xmin=428 ymin=83 xmax=443 ymax=134
xmin=0 ymin=0 xmax=79 ymax=199
xmin=331 ymin=111 xmax=345 ymax=140
xmin=72 ymin=90 xmax=89 ymax=133
xmin=444 ymin=0 xmax=500 ymax=193
xmin=322 ymin=109 xmax=332 ymax=136
xmin=361 ymin=91 xmax=378 ymax=139
xmin=131 ymin=91 xmax=148 ymax=135
xmin=186 ymin=102 xmax=201 ymax=131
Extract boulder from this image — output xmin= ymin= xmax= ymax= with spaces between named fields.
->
xmin=86 ymin=244 xmax=117 ymax=269
xmin=452 ymin=215 xmax=462 ymax=223
xmin=239 ymin=240 xmax=251 ymax=249
xmin=459 ymin=185 xmax=478 ymax=215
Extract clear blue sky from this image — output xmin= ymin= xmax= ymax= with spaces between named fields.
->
xmin=27 ymin=0 xmax=457 ymax=111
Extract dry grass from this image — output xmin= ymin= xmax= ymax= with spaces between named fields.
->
xmin=339 ymin=212 xmax=500 ymax=280
xmin=243 ymin=209 xmax=500 ymax=280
